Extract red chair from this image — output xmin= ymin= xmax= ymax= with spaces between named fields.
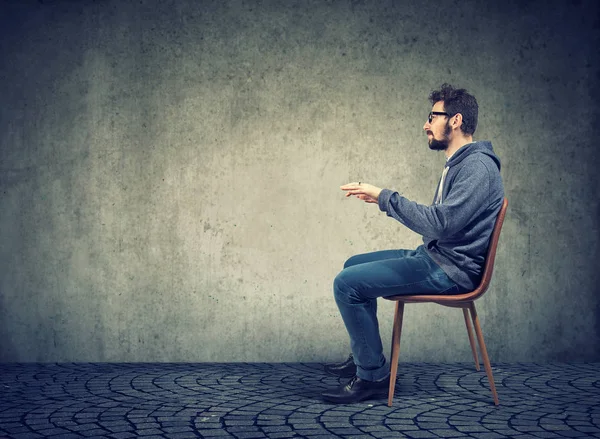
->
xmin=384 ymin=198 xmax=508 ymax=406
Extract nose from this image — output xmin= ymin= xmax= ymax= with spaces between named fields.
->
xmin=423 ymin=120 xmax=429 ymax=131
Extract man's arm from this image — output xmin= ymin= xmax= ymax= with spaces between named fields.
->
xmin=377 ymin=159 xmax=491 ymax=239
xmin=341 ymin=158 xmax=492 ymax=239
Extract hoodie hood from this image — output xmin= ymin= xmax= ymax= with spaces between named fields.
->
xmin=447 ymin=141 xmax=501 ymax=171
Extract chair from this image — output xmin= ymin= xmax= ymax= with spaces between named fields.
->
xmin=384 ymin=198 xmax=508 ymax=407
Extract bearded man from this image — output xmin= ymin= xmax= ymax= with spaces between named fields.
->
xmin=322 ymin=83 xmax=505 ymax=404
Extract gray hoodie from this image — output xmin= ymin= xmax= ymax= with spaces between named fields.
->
xmin=377 ymin=141 xmax=505 ymax=290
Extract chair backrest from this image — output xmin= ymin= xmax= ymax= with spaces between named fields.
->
xmin=468 ymin=197 xmax=508 ymax=301
xmin=385 ymin=197 xmax=508 ymax=303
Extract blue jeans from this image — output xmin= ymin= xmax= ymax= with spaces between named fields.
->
xmin=333 ymin=245 xmax=464 ymax=382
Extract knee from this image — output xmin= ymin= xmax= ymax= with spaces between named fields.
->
xmin=333 ymin=272 xmax=345 ymax=298
xmin=333 ymin=270 xmax=360 ymax=304
xmin=343 ymin=254 xmax=362 ymax=269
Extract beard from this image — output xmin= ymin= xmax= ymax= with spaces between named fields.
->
xmin=428 ymin=122 xmax=451 ymax=151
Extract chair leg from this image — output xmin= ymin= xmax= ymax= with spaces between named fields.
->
xmin=468 ymin=302 xmax=499 ymax=405
xmin=463 ymin=307 xmax=480 ymax=371
xmin=388 ymin=301 xmax=405 ymax=407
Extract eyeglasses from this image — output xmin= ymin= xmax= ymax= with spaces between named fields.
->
xmin=428 ymin=111 xmax=449 ymax=123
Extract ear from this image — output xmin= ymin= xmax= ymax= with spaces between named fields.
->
xmin=451 ymin=113 xmax=463 ymax=131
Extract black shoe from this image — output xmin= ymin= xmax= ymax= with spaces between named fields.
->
xmin=323 ymin=354 xmax=357 ymax=378
xmin=321 ymin=375 xmax=390 ymax=404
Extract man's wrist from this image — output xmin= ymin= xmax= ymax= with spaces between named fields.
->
xmin=377 ymin=188 xmax=392 ymax=211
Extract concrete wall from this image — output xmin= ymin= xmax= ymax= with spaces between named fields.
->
xmin=1 ymin=0 xmax=598 ymax=363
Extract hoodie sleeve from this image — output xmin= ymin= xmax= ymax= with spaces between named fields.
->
xmin=377 ymin=157 xmax=491 ymax=239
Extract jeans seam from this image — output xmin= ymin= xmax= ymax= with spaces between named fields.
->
xmin=437 ymin=284 xmax=459 ymax=294
xmin=372 ymin=274 xmax=453 ymax=293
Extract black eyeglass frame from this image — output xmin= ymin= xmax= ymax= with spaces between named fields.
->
xmin=428 ymin=111 xmax=450 ymax=123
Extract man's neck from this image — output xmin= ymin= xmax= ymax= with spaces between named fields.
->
xmin=445 ymin=136 xmax=474 ymax=160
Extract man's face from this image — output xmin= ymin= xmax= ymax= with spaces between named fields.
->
xmin=424 ymin=101 xmax=451 ymax=151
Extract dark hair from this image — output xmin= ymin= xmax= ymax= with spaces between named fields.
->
xmin=429 ymin=83 xmax=478 ymax=135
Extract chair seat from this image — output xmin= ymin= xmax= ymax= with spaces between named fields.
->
xmin=385 ymin=293 xmax=477 ymax=304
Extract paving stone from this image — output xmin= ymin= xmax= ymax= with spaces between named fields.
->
xmin=255 ymin=420 xmax=286 ymax=427
xmin=265 ymin=433 xmax=298 ymax=439
xmin=455 ymin=425 xmax=491 ymax=432
xmin=104 ymin=424 xmax=136 ymax=433
xmin=197 ymin=423 xmax=223 ymax=429
xmin=165 ymin=433 xmax=200 ymax=439
xmin=110 ymin=432 xmax=138 ymax=439
xmin=302 ymin=435 xmax=339 ymax=439
xmin=225 ymin=425 xmax=259 ymax=434
xmin=131 ymin=421 xmax=162 ymax=428
xmin=530 ymin=432 xmax=566 ymax=438
xmin=470 ymin=433 xmax=513 ymax=439
xmin=199 ymin=428 xmax=238 ymax=436
xmin=10 ymin=433 xmax=45 ymax=439
xmin=163 ymin=425 xmax=195 ymax=433
xmin=292 ymin=427 xmax=330 ymax=435
xmin=543 ymin=425 xmax=573 ymax=431
xmin=371 ymin=433 xmax=411 ymax=438
xmin=3 ymin=426 xmax=31 ymax=434
xmin=554 ymin=431 xmax=589 ymax=438
xmin=428 ymin=429 xmax=467 ymax=437
xmin=133 ymin=428 xmax=165 ymax=436
xmin=32 ymin=427 xmax=73 ymax=436
xmin=321 ymin=422 xmax=353 ymax=428
xmin=404 ymin=431 xmax=440 ymax=438
xmin=80 ymin=428 xmax=113 ymax=436
xmin=360 ymin=425 xmax=392 ymax=432
xmin=233 ymin=432 xmax=267 ymax=439
xmin=288 ymin=422 xmax=322 ymax=429
xmin=225 ymin=421 xmax=256 ymax=427
xmin=416 ymin=422 xmax=449 ymax=429
xmin=327 ymin=427 xmax=364 ymax=435
xmin=45 ymin=434 xmax=82 ymax=439
xmin=260 ymin=426 xmax=293 ymax=433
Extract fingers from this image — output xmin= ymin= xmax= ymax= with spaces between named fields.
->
xmin=341 ymin=182 xmax=379 ymax=205
xmin=357 ymin=194 xmax=377 ymax=203
xmin=343 ymin=190 xmax=377 ymax=203
xmin=344 ymin=188 xmax=372 ymax=198
xmin=340 ymin=182 xmax=361 ymax=190
xmin=341 ymin=183 xmax=368 ymax=196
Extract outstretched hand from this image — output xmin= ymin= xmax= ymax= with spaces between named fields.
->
xmin=340 ymin=182 xmax=382 ymax=204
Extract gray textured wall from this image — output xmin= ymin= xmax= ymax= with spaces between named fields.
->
xmin=1 ymin=0 xmax=599 ymax=363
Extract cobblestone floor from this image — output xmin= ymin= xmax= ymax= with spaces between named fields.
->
xmin=0 ymin=362 xmax=599 ymax=439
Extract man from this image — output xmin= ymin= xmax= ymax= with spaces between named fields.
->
xmin=321 ymin=83 xmax=505 ymax=404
